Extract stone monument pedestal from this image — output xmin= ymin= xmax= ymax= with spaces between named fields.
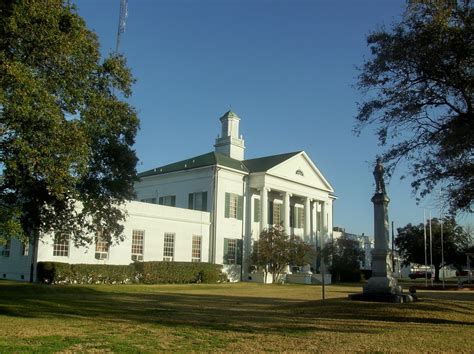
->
xmin=349 ymin=193 xmax=413 ymax=303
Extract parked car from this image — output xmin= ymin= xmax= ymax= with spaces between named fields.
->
xmin=456 ymin=269 xmax=472 ymax=277
xmin=409 ymin=271 xmax=432 ymax=279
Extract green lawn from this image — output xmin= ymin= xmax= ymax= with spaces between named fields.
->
xmin=0 ymin=280 xmax=473 ymax=352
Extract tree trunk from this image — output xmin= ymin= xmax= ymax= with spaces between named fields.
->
xmin=29 ymin=229 xmax=39 ymax=283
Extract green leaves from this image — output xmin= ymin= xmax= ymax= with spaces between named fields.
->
xmin=0 ymin=0 xmax=139 ymax=246
xmin=356 ymin=0 xmax=473 ymax=214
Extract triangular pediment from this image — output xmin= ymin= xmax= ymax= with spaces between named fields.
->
xmin=266 ymin=152 xmax=334 ymax=192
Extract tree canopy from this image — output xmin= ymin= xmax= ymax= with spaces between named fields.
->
xmin=395 ymin=218 xmax=472 ymax=281
xmin=355 ymin=0 xmax=473 ymax=214
xmin=324 ymin=235 xmax=365 ymax=282
xmin=0 ymin=0 xmax=139 ymax=256
xmin=250 ymin=226 xmax=313 ymax=283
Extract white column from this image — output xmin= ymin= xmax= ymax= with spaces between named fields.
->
xmin=284 ymin=192 xmax=291 ymax=235
xmin=260 ymin=187 xmax=268 ymax=232
xmin=320 ymin=201 xmax=326 ymax=246
xmin=304 ymin=197 xmax=311 ymax=240
xmin=311 ymin=200 xmax=317 ymax=243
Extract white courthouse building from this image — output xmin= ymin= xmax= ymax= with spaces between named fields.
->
xmin=1 ymin=110 xmax=336 ymax=282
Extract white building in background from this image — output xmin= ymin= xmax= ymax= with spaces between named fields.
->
xmin=333 ymin=227 xmax=374 ymax=270
xmin=0 ymin=110 xmax=336 ymax=282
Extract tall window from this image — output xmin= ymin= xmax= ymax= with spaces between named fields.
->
xmin=163 ymin=233 xmax=175 ymax=261
xmin=53 ymin=234 xmax=69 ymax=257
xmin=1 ymin=240 xmax=11 ymax=257
xmin=131 ymin=230 xmax=144 ymax=261
xmin=95 ymin=232 xmax=109 ymax=260
xmin=159 ymin=195 xmax=176 ymax=207
xmin=22 ymin=241 xmax=29 ymax=256
xmin=272 ymin=203 xmax=282 ymax=226
xmin=253 ymin=198 xmax=260 ymax=222
xmin=223 ymin=238 xmax=242 ymax=265
xmin=296 ymin=207 xmax=305 ymax=228
xmin=225 ymin=193 xmax=243 ymax=220
xmin=191 ymin=235 xmax=202 ymax=262
xmin=188 ymin=192 xmax=208 ymax=211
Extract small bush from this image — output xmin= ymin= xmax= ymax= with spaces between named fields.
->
xmin=37 ymin=261 xmax=223 ymax=285
xmin=134 ymin=261 xmax=223 ymax=284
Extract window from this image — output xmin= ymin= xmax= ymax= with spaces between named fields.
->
xmin=1 ymin=240 xmax=11 ymax=257
xmin=188 ymin=191 xmax=208 ymax=211
xmin=272 ymin=203 xmax=282 ymax=226
xmin=159 ymin=195 xmax=176 ymax=207
xmin=53 ymin=234 xmax=69 ymax=257
xmin=22 ymin=241 xmax=29 ymax=256
xmin=223 ymin=238 xmax=242 ymax=265
xmin=253 ymin=198 xmax=260 ymax=222
xmin=191 ymin=235 xmax=202 ymax=262
xmin=95 ymin=232 xmax=109 ymax=260
xmin=140 ymin=197 xmax=156 ymax=204
xmin=224 ymin=193 xmax=243 ymax=220
xmin=290 ymin=206 xmax=304 ymax=228
xmin=131 ymin=230 xmax=144 ymax=261
xmin=163 ymin=233 xmax=175 ymax=261
xmin=296 ymin=207 xmax=305 ymax=228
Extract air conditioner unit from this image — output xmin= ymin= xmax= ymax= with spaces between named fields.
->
xmin=95 ymin=252 xmax=108 ymax=260
xmin=131 ymin=254 xmax=143 ymax=261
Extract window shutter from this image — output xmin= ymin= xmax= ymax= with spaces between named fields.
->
xmin=158 ymin=197 xmax=164 ymax=205
xmin=269 ymin=201 xmax=274 ymax=225
xmin=237 ymin=195 xmax=243 ymax=220
xmin=202 ymin=192 xmax=208 ymax=211
xmin=237 ymin=239 xmax=243 ymax=265
xmin=254 ymin=199 xmax=260 ymax=222
xmin=224 ymin=193 xmax=230 ymax=218
xmin=188 ymin=193 xmax=194 ymax=209
xmin=290 ymin=205 xmax=295 ymax=228
xmin=223 ymin=238 xmax=229 ymax=264
xmin=171 ymin=196 xmax=176 ymax=207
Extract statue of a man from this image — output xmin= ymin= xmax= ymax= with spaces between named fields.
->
xmin=373 ymin=157 xmax=386 ymax=194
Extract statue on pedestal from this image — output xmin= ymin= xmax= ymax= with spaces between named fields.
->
xmin=373 ymin=157 xmax=386 ymax=194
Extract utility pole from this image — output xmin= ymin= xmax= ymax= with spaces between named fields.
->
xmin=391 ymin=221 xmax=395 ymax=275
xmin=423 ymin=209 xmax=428 ymax=287
xmin=429 ymin=211 xmax=433 ymax=286
xmin=116 ymin=0 xmax=128 ymax=54
xmin=441 ymin=218 xmax=445 ymax=289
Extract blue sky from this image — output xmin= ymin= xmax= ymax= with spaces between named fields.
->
xmin=73 ymin=0 xmax=472 ymax=236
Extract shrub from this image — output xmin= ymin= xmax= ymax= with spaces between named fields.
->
xmin=37 ymin=262 xmax=135 ymax=284
xmin=134 ymin=261 xmax=223 ymax=284
xmin=37 ymin=261 xmax=223 ymax=285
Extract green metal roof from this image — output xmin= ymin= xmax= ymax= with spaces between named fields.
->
xmin=138 ymin=150 xmax=302 ymax=178
xmin=138 ymin=152 xmax=248 ymax=178
xmin=243 ymin=151 xmax=302 ymax=173
xmin=219 ymin=110 xmax=240 ymax=121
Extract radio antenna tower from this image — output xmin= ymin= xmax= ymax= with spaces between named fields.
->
xmin=115 ymin=0 xmax=128 ymax=53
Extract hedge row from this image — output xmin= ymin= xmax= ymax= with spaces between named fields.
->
xmin=37 ymin=261 xmax=224 ymax=285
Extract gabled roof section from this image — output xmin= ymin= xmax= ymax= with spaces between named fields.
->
xmin=243 ymin=151 xmax=302 ymax=173
xmin=138 ymin=151 xmax=248 ymax=178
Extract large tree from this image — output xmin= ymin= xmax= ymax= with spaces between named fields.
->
xmin=324 ymin=235 xmax=365 ymax=282
xmin=355 ymin=0 xmax=473 ymax=214
xmin=250 ymin=226 xmax=313 ymax=283
xmin=0 ymin=1 xmax=139 ymax=280
xmin=395 ymin=218 xmax=472 ymax=281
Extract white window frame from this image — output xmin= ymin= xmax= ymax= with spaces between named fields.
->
xmin=95 ymin=232 xmax=109 ymax=260
xmin=163 ymin=233 xmax=175 ymax=261
xmin=1 ymin=239 xmax=11 ymax=257
xmin=191 ymin=235 xmax=202 ymax=262
xmin=131 ymin=230 xmax=145 ymax=261
xmin=53 ymin=234 xmax=69 ymax=257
